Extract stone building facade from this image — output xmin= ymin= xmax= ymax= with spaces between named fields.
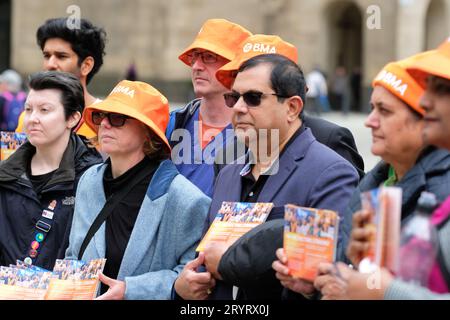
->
xmin=0 ymin=0 xmax=449 ymax=108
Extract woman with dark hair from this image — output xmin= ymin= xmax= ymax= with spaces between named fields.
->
xmin=65 ymin=81 xmax=210 ymax=300
xmin=0 ymin=71 xmax=102 ymax=271
xmin=311 ymin=40 xmax=450 ymax=300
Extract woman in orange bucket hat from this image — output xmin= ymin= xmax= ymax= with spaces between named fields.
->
xmin=65 ymin=80 xmax=211 ymax=300
xmin=273 ymin=52 xmax=450 ymax=300
xmin=308 ymin=39 xmax=450 ymax=300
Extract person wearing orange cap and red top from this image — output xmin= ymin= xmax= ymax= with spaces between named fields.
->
xmin=275 ymin=48 xmax=450 ymax=300
xmin=166 ymin=19 xmax=251 ymax=199
xmin=214 ymin=34 xmax=364 ymax=178
xmin=65 ymin=81 xmax=210 ymax=299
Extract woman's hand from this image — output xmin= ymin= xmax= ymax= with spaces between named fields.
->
xmin=346 ymin=209 xmax=373 ymax=267
xmin=314 ymin=262 xmax=394 ymax=300
xmin=95 ymin=273 xmax=126 ymax=300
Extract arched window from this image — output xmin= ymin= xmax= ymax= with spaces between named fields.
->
xmin=325 ymin=1 xmax=363 ymax=111
xmin=425 ymin=0 xmax=449 ymax=50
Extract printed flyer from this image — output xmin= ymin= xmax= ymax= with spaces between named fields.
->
xmin=0 ymin=258 xmax=106 ymax=300
xmin=0 ymin=131 xmax=27 ymax=161
xmin=197 ymin=201 xmax=273 ymax=252
xmin=358 ymin=186 xmax=402 ymax=274
xmin=283 ymin=205 xmax=339 ymax=281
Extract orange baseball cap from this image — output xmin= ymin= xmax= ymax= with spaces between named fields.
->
xmin=215 ymin=34 xmax=298 ymax=89
xmin=83 ymin=80 xmax=171 ymax=152
xmin=407 ymin=37 xmax=450 ymax=88
xmin=178 ymin=19 xmax=252 ymax=67
xmin=372 ymin=57 xmax=425 ymax=115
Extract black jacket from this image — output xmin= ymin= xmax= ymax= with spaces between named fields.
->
xmin=218 ymin=147 xmax=450 ymax=300
xmin=303 ymin=114 xmax=364 ymax=179
xmin=345 ymin=146 xmax=450 ymax=223
xmin=218 ymin=219 xmax=286 ymax=300
xmin=0 ymin=134 xmax=102 ymax=270
xmin=166 ymin=100 xmax=364 ymax=179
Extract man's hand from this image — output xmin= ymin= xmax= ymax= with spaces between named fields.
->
xmin=174 ymin=252 xmax=216 ymax=300
xmin=272 ymin=248 xmax=315 ymax=296
xmin=203 ymin=242 xmax=228 ymax=280
xmin=95 ymin=273 xmax=126 ymax=300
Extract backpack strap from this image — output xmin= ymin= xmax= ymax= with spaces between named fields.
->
xmin=77 ymin=167 xmax=152 ymax=260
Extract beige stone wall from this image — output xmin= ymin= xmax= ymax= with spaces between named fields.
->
xmin=7 ymin=0 xmax=450 ymax=101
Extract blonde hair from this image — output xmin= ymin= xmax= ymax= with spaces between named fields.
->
xmin=143 ymin=129 xmax=169 ymax=160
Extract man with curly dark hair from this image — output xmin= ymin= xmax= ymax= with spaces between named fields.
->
xmin=16 ymin=17 xmax=107 ymax=140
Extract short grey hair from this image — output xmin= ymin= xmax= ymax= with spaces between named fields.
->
xmin=0 ymin=69 xmax=23 ymax=93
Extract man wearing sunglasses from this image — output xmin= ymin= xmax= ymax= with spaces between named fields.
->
xmin=165 ymin=19 xmax=251 ymax=198
xmin=200 ymin=54 xmax=359 ymax=300
xmin=214 ymin=34 xmax=365 ymax=180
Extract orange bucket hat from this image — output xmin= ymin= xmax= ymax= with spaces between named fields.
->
xmin=83 ymin=80 xmax=171 ymax=152
xmin=178 ymin=19 xmax=252 ymax=67
xmin=215 ymin=34 xmax=298 ymax=89
xmin=372 ymin=57 xmax=425 ymax=115
xmin=407 ymin=37 xmax=450 ymax=88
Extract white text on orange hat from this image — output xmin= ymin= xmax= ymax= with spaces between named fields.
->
xmin=375 ymin=70 xmax=408 ymax=96
xmin=111 ymin=85 xmax=135 ymax=98
xmin=242 ymin=43 xmax=277 ymax=54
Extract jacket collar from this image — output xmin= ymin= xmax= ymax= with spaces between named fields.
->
xmin=0 ymin=134 xmax=100 ymax=187
xmin=363 ymin=147 xmax=450 ymax=219
xmin=90 ymin=159 xmax=180 ymax=277
xmin=175 ymin=98 xmax=202 ymax=123
xmin=258 ymin=128 xmax=315 ymax=202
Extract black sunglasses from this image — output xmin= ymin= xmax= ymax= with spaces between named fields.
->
xmin=91 ymin=111 xmax=130 ymax=127
xmin=223 ymin=91 xmax=290 ymax=108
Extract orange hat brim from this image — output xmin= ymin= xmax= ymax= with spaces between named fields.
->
xmin=179 ymin=40 xmax=232 ymax=67
xmin=83 ymin=98 xmax=171 ymax=153
xmin=216 ymin=59 xmax=242 ymax=89
xmin=407 ymin=50 xmax=450 ymax=88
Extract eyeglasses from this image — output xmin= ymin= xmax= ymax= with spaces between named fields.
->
xmin=223 ymin=91 xmax=291 ymax=108
xmin=91 ymin=111 xmax=130 ymax=127
xmin=186 ymin=50 xmax=218 ymax=66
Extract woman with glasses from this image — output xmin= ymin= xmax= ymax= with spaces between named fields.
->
xmin=65 ymin=80 xmax=210 ymax=300
xmin=0 ymin=71 xmax=102 ymax=271
xmin=311 ymin=41 xmax=450 ymax=300
xmin=274 ymin=52 xmax=450 ymax=299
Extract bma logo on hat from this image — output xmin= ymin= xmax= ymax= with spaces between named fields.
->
xmin=243 ymin=43 xmax=277 ymax=54
xmin=376 ymin=70 xmax=408 ymax=96
xmin=111 ymin=85 xmax=135 ymax=98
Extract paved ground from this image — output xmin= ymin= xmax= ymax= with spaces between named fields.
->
xmin=317 ymin=111 xmax=379 ymax=173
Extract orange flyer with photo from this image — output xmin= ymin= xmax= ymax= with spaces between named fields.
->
xmin=359 ymin=186 xmax=402 ymax=274
xmin=196 ymin=202 xmax=274 ymax=252
xmin=283 ymin=205 xmax=339 ymax=282
xmin=0 ymin=131 xmax=27 ymax=161
xmin=44 ymin=278 xmax=98 ymax=300
xmin=0 ymin=258 xmax=105 ymax=300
